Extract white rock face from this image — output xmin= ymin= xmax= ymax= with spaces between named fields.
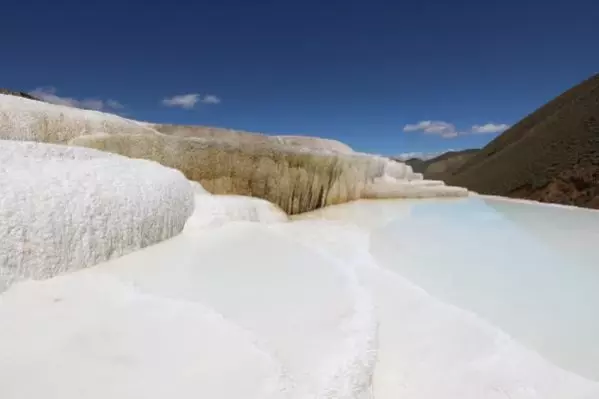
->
xmin=185 ymin=181 xmax=288 ymax=228
xmin=0 ymin=140 xmax=194 ymax=291
xmin=185 ymin=193 xmax=288 ymax=229
xmin=382 ymin=159 xmax=412 ymax=179
xmin=353 ymin=154 xmax=425 ymax=182
xmin=0 ymin=94 xmax=157 ymax=143
xmin=364 ymin=178 xmax=468 ymax=199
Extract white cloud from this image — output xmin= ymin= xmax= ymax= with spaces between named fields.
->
xmin=29 ymin=87 xmax=77 ymax=107
xmin=106 ymin=99 xmax=124 ymax=109
xmin=201 ymin=95 xmax=221 ymax=104
xmin=29 ymin=87 xmax=124 ymax=112
xmin=404 ymin=120 xmax=511 ymax=138
xmin=162 ymin=93 xmax=200 ymax=109
xmin=394 ymin=150 xmax=449 ymax=161
xmin=403 ymin=120 xmax=462 ymax=138
xmin=470 ymin=123 xmax=510 ymax=134
xmin=162 ymin=93 xmax=221 ymax=109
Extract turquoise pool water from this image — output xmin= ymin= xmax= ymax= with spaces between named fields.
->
xmin=307 ymin=196 xmax=599 ymax=381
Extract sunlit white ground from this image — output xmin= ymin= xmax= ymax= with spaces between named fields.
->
xmin=2 ymin=194 xmax=599 ymax=398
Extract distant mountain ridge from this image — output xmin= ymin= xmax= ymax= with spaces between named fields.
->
xmin=396 ymin=149 xmax=479 ymax=178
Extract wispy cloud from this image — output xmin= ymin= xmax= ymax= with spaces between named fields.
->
xmin=403 ymin=121 xmax=461 ymax=138
xmin=470 ymin=123 xmax=510 ymax=134
xmin=162 ymin=93 xmax=221 ymax=109
xmin=394 ymin=150 xmax=450 ymax=161
xmin=403 ymin=120 xmax=510 ymax=138
xmin=162 ymin=93 xmax=200 ymax=109
xmin=29 ymin=87 xmax=124 ymax=112
xmin=201 ymin=95 xmax=221 ymax=104
xmin=106 ymin=99 xmax=124 ymax=109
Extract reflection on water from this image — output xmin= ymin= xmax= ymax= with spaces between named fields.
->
xmin=301 ymin=196 xmax=599 ymax=381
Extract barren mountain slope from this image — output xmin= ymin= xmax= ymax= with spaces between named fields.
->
xmin=399 ymin=149 xmax=479 ymax=178
xmin=446 ymin=73 xmax=599 ymax=209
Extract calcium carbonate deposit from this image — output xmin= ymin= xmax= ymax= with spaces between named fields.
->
xmin=0 ymin=94 xmax=157 ymax=143
xmin=0 ymin=140 xmax=194 ymax=291
xmin=3 ymin=193 xmax=599 ymax=399
xmin=186 ymin=194 xmax=289 ymax=229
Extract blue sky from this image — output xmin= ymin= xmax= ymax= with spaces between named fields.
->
xmin=2 ymin=0 xmax=598 ymax=156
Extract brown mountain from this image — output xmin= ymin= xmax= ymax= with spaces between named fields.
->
xmin=400 ymin=149 xmax=480 ymax=178
xmin=445 ymin=73 xmax=599 ymax=209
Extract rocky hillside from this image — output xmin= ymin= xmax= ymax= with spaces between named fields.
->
xmin=445 ymin=73 xmax=599 ymax=209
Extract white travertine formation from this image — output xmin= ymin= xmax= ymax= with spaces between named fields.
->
xmin=0 ymin=272 xmax=291 ymax=399
xmin=185 ymin=192 xmax=289 ymax=229
xmin=364 ymin=176 xmax=468 ymax=199
xmin=0 ymin=140 xmax=194 ymax=291
xmin=69 ymin=133 xmax=469 ymax=215
xmin=2 ymin=199 xmax=599 ymax=398
xmin=275 ymin=135 xmax=355 ymax=154
xmin=0 ymin=94 xmax=157 ymax=143
xmin=0 ymin=94 xmax=466 ymax=213
xmin=408 ymin=172 xmax=424 ymax=181
xmin=0 ymin=221 xmax=376 ymax=399
xmin=382 ymin=158 xmax=413 ymax=179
